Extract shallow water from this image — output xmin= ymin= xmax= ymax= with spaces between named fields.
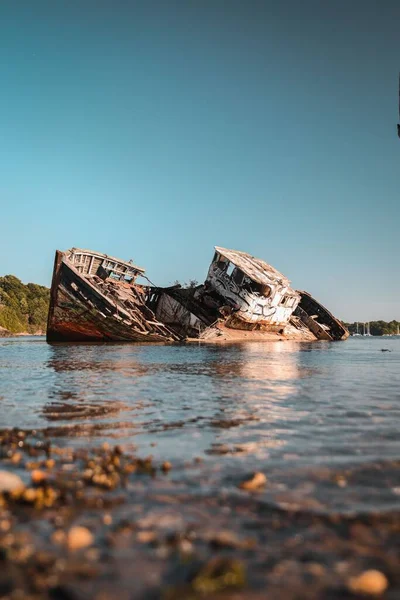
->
xmin=1 ymin=336 xmax=399 ymax=514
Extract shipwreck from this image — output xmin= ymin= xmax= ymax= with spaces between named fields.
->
xmin=46 ymin=249 xmax=180 ymax=342
xmin=149 ymin=247 xmax=348 ymax=342
xmin=47 ymin=246 xmax=348 ymax=343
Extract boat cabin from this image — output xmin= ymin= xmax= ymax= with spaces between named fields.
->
xmin=202 ymin=246 xmax=300 ymax=329
xmin=66 ymin=248 xmax=144 ymax=283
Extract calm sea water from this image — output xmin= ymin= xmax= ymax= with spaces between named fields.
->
xmin=0 ymin=336 xmax=399 ymax=514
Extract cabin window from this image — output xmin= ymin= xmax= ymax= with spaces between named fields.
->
xmin=242 ymin=277 xmax=263 ymax=294
xmin=226 ymin=263 xmax=235 ymax=277
xmin=215 ymin=254 xmax=228 ymax=271
xmin=232 ymin=268 xmax=244 ymax=286
xmin=260 ymin=285 xmax=271 ymax=297
xmin=280 ymin=296 xmax=295 ymax=307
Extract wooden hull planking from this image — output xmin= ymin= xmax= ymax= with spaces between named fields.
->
xmin=295 ymin=291 xmax=349 ymax=341
xmin=46 ymin=251 xmax=177 ymax=343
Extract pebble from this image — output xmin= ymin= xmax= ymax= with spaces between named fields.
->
xmin=67 ymin=526 xmax=94 ymax=551
xmin=348 ymin=570 xmax=388 ymax=596
xmin=0 ymin=519 xmax=11 ymax=532
xmin=103 ymin=513 xmax=113 ymax=526
xmin=10 ymin=452 xmax=22 ymax=464
xmin=0 ymin=470 xmax=25 ymax=493
xmin=31 ymin=469 xmax=47 ymax=484
xmin=137 ymin=530 xmax=156 ymax=544
xmin=52 ymin=529 xmax=66 ymax=545
xmin=209 ymin=530 xmax=243 ymax=548
xmin=239 ymin=472 xmax=267 ymax=491
xmin=23 ymin=488 xmax=37 ymax=503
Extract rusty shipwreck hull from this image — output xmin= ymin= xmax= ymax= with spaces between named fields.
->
xmin=46 ymin=250 xmax=179 ymax=343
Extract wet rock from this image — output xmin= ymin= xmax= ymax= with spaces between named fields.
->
xmin=0 ymin=471 xmax=25 ymax=493
xmin=208 ymin=530 xmax=254 ymax=549
xmin=31 ymin=469 xmax=47 ymax=484
xmin=137 ymin=530 xmax=156 ymax=544
xmin=239 ymin=472 xmax=267 ymax=491
xmin=348 ymin=570 xmax=388 ymax=596
xmin=67 ymin=526 xmax=94 ymax=551
xmin=52 ymin=529 xmax=66 ymax=545
xmin=191 ymin=557 xmax=246 ymax=594
xmin=102 ymin=514 xmax=113 ymax=526
xmin=0 ymin=519 xmax=11 ymax=532
xmin=23 ymin=488 xmax=37 ymax=503
xmin=162 ymin=461 xmax=172 ymax=473
xmin=10 ymin=452 xmax=22 ymax=464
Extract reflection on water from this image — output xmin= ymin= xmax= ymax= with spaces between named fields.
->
xmin=1 ymin=336 xmax=400 ymax=512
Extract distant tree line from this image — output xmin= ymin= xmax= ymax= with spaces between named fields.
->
xmin=173 ymin=279 xmax=199 ymax=289
xmin=0 ymin=275 xmax=49 ymax=334
xmin=344 ymin=321 xmax=400 ymax=336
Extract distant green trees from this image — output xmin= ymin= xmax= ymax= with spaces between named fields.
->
xmin=344 ymin=321 xmax=400 ymax=336
xmin=0 ymin=275 xmax=49 ymax=334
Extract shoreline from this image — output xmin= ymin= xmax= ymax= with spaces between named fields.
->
xmin=0 ymin=427 xmax=398 ymax=599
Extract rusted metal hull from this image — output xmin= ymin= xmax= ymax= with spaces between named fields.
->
xmin=294 ymin=291 xmax=349 ymax=341
xmin=46 ymin=251 xmax=176 ymax=343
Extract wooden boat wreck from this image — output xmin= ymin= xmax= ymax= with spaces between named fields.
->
xmin=149 ymin=247 xmax=349 ymax=342
xmin=47 ymin=246 xmax=349 ymax=343
xmin=292 ymin=291 xmax=349 ymax=341
xmin=148 ymin=246 xmax=303 ymax=340
xmin=46 ymin=248 xmax=180 ymax=342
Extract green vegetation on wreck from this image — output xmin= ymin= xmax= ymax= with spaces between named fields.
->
xmin=344 ymin=321 xmax=400 ymax=336
xmin=0 ymin=275 xmax=49 ymax=334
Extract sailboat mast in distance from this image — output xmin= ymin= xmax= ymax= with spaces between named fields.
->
xmin=398 ymin=72 xmax=400 ymax=138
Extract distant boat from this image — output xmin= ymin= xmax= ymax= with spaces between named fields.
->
xmin=363 ymin=322 xmax=372 ymax=337
xmin=352 ymin=322 xmax=362 ymax=337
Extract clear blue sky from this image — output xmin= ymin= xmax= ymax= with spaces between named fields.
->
xmin=0 ymin=0 xmax=399 ymax=321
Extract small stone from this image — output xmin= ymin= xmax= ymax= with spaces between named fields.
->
xmin=0 ymin=471 xmax=25 ymax=493
xmin=335 ymin=474 xmax=347 ymax=488
xmin=85 ymin=547 xmax=100 ymax=561
xmin=51 ymin=529 xmax=66 ymax=545
xmin=31 ymin=469 xmax=47 ymax=484
xmin=161 ymin=461 xmax=172 ymax=473
xmin=239 ymin=472 xmax=267 ymax=491
xmin=209 ymin=530 xmax=243 ymax=548
xmin=23 ymin=488 xmax=38 ymax=503
xmin=10 ymin=452 xmax=22 ymax=464
xmin=348 ymin=570 xmax=388 ymax=596
xmin=67 ymin=526 xmax=94 ymax=551
xmin=137 ymin=530 xmax=156 ymax=544
xmin=0 ymin=519 xmax=11 ymax=532
xmin=103 ymin=514 xmax=113 ymax=526
xmin=45 ymin=459 xmax=55 ymax=469
xmin=179 ymin=539 xmax=193 ymax=554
